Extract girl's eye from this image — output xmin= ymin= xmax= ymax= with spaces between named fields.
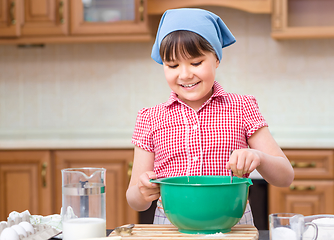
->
xmin=168 ymin=64 xmax=178 ymax=69
xmin=192 ymin=61 xmax=203 ymax=66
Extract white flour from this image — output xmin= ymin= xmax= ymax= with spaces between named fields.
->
xmin=271 ymin=227 xmax=298 ymax=240
xmin=204 ymin=232 xmax=226 ymax=238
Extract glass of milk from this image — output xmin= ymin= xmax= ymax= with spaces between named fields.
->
xmin=61 ymin=168 xmax=106 ymax=240
xmin=304 ymin=215 xmax=334 ymax=240
xmin=269 ymin=213 xmax=318 ymax=240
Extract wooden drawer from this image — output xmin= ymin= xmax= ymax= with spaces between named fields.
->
xmin=269 ymin=180 xmax=334 ymax=215
xmin=284 ymin=150 xmax=334 ymax=179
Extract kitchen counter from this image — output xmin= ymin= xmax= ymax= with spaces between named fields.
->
xmin=0 ymin=123 xmax=334 ymax=150
xmin=50 ymin=229 xmax=269 ymax=239
xmin=1 ymin=135 xmax=334 ymax=149
xmin=1 ymin=125 xmax=334 ymax=150
xmin=0 ymin=138 xmax=134 ymax=149
xmin=259 ymin=230 xmax=269 ymax=240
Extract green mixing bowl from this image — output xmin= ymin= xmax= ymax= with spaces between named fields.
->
xmin=150 ymin=176 xmax=252 ymax=234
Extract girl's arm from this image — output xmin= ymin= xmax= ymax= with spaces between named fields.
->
xmin=227 ymin=126 xmax=294 ymax=187
xmin=126 ymin=146 xmax=160 ymax=211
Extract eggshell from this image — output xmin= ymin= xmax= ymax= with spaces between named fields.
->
xmin=0 ymin=227 xmax=20 ymax=240
xmin=11 ymin=224 xmax=27 ymax=237
xmin=18 ymin=221 xmax=35 ymax=234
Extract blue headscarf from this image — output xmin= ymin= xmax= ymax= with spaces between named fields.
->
xmin=151 ymin=8 xmax=236 ymax=64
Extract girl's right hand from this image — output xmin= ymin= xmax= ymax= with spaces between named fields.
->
xmin=137 ymin=171 xmax=160 ymax=202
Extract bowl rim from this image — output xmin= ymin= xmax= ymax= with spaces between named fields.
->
xmin=150 ymin=175 xmax=252 ymax=186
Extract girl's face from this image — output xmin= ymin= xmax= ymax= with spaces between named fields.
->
xmin=163 ymin=51 xmax=219 ymax=110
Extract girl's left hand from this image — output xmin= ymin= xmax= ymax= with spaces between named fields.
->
xmin=226 ymin=149 xmax=262 ymax=178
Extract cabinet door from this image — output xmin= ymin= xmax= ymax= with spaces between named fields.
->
xmin=285 ymin=150 xmax=334 ymax=180
xmin=0 ymin=0 xmax=20 ymax=37
xmin=21 ymin=0 xmax=68 ymax=36
xmin=272 ymin=0 xmax=334 ymax=39
xmin=0 ymin=151 xmax=52 ymax=220
xmin=269 ymin=180 xmax=334 ymax=216
xmin=54 ymin=149 xmax=137 ymax=229
xmin=70 ymin=0 xmax=149 ymax=36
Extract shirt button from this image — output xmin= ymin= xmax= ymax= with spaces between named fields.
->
xmin=193 ymin=157 xmax=198 ymax=161
xmin=193 ymin=125 xmax=198 ymax=130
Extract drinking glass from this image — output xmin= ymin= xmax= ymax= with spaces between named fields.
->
xmin=269 ymin=213 xmax=318 ymax=240
xmin=61 ymin=168 xmax=106 ymax=240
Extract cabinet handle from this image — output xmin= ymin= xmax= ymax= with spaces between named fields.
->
xmin=10 ymin=1 xmax=16 ymax=25
xmin=127 ymin=162 xmax=133 ymax=180
xmin=290 ymin=161 xmax=316 ymax=168
xmin=41 ymin=162 xmax=47 ymax=187
xmin=139 ymin=0 xmax=144 ymax=21
xmin=59 ymin=1 xmax=64 ymax=24
xmin=289 ymin=185 xmax=315 ymax=191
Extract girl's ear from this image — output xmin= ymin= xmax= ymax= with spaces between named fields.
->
xmin=216 ymin=58 xmax=220 ymax=68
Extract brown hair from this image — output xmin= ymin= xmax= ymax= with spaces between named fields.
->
xmin=159 ymin=30 xmax=216 ymax=62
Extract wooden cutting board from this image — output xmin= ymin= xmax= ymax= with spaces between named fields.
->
xmin=108 ymin=224 xmax=259 ymax=239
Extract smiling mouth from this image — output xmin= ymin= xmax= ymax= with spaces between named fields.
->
xmin=180 ymin=81 xmax=200 ymax=88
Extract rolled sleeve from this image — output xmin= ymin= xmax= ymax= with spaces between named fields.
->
xmin=242 ymin=95 xmax=268 ymax=139
xmin=132 ymin=108 xmax=155 ymax=152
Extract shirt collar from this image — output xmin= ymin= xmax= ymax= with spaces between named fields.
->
xmin=163 ymin=81 xmax=228 ymax=108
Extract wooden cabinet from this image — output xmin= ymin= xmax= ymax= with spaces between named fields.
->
xmin=272 ymin=0 xmax=334 ymax=39
xmin=269 ymin=150 xmax=334 ymax=215
xmin=0 ymin=0 xmax=150 ymax=44
xmin=53 ymin=149 xmax=137 ymax=229
xmin=0 ymin=0 xmax=273 ymax=43
xmin=2 ymin=0 xmax=334 ymax=42
xmin=0 ymin=151 xmax=52 ymax=220
xmin=0 ymin=149 xmax=137 ymax=229
xmin=147 ymin=0 xmax=272 ymax=14
xmin=0 ymin=0 xmax=20 ymax=37
xmin=269 ymin=180 xmax=334 ymax=216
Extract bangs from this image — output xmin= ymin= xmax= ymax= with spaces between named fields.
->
xmin=159 ymin=30 xmax=215 ymax=62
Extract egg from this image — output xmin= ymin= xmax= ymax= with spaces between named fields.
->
xmin=0 ymin=227 xmax=20 ymax=240
xmin=18 ymin=221 xmax=35 ymax=235
xmin=11 ymin=225 xmax=27 ymax=237
xmin=0 ymin=221 xmax=7 ymax=232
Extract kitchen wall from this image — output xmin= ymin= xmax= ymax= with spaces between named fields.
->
xmin=0 ymin=7 xmax=334 ymax=149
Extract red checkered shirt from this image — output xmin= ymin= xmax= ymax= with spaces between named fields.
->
xmin=132 ymin=81 xmax=268 ymax=178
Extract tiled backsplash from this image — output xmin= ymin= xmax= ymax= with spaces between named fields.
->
xmin=0 ymin=7 xmax=333 ymax=148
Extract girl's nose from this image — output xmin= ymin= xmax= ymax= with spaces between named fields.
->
xmin=179 ymin=66 xmax=193 ymax=79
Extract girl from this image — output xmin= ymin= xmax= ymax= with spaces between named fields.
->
xmin=126 ymin=8 xmax=294 ymax=225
